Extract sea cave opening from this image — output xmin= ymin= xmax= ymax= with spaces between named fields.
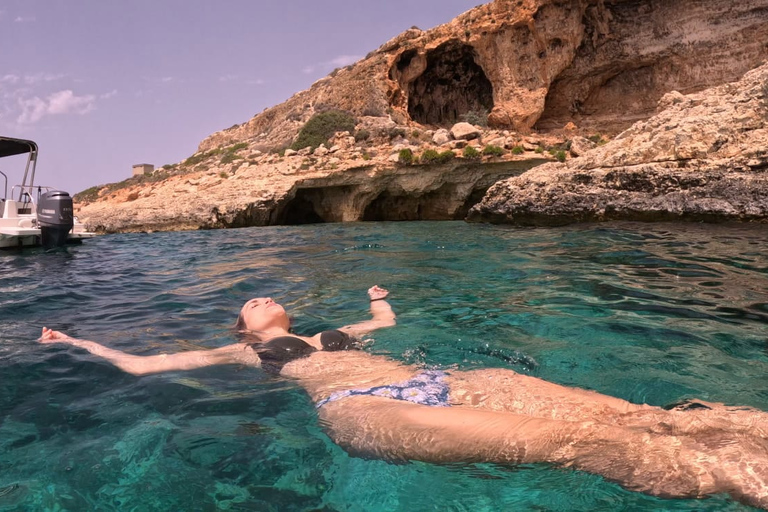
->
xmin=362 ymin=184 xmax=472 ymax=221
xmin=277 ymin=186 xmax=359 ymax=225
xmin=278 ymin=193 xmax=325 ymax=225
xmin=407 ymin=41 xmax=494 ymax=126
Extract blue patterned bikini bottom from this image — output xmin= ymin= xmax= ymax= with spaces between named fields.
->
xmin=316 ymin=370 xmax=451 ymax=408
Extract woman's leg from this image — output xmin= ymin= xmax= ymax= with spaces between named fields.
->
xmin=318 ymin=396 xmax=768 ymax=508
xmin=447 ymin=369 xmax=768 ymax=441
xmin=447 ymin=369 xmax=652 ymax=422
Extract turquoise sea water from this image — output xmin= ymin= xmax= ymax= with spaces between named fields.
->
xmin=1 ymin=221 xmax=767 ymax=511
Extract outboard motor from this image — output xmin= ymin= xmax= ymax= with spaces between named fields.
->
xmin=37 ymin=190 xmax=74 ymax=247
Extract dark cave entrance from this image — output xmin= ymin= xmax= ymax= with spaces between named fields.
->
xmin=455 ymin=186 xmax=491 ymax=220
xmin=362 ymin=183 xmax=484 ymax=221
xmin=278 ymin=193 xmax=325 ymax=225
xmin=408 ymin=41 xmax=494 ymax=126
xmin=277 ymin=186 xmax=352 ymax=225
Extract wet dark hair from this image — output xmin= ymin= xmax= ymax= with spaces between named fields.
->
xmin=234 ymin=312 xmax=247 ymax=331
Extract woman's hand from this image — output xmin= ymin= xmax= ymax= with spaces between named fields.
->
xmin=368 ymin=285 xmax=389 ymax=301
xmin=39 ymin=327 xmax=73 ymax=344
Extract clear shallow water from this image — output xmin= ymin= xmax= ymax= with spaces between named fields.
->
xmin=1 ymin=221 xmax=767 ymax=511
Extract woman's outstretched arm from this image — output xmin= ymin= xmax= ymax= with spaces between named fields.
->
xmin=338 ymin=286 xmax=396 ymax=337
xmin=39 ymin=327 xmax=260 ymax=376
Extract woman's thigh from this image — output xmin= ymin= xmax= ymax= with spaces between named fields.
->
xmin=446 ymin=368 xmax=650 ymax=421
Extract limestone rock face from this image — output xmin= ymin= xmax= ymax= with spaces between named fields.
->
xmin=468 ymin=63 xmax=768 ymax=225
xmin=198 ymin=0 xmax=768 ymax=153
xmin=78 ymin=156 xmax=549 ymax=233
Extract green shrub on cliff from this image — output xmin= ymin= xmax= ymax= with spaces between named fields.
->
xmin=482 ymin=145 xmax=504 ymax=157
xmin=291 ymin=110 xmax=356 ymax=151
xmin=463 ymin=146 xmax=480 ymax=159
xmin=420 ymin=149 xmax=455 ymax=164
xmin=420 ymin=149 xmax=440 ymax=163
xmin=184 ymin=153 xmax=206 ymax=166
xmin=220 ymin=152 xmax=242 ymax=165
xmin=75 ymin=186 xmax=101 ymax=203
xmin=398 ymin=148 xmax=414 ymax=165
xmin=437 ymin=150 xmax=455 ymax=163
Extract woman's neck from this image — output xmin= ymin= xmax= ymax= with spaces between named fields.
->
xmin=254 ymin=327 xmax=291 ymax=339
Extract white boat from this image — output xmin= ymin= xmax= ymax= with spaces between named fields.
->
xmin=0 ymin=136 xmax=96 ymax=249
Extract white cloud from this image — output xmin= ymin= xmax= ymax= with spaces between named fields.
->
xmin=1 ymin=74 xmax=19 ymax=84
xmin=48 ymin=90 xmax=95 ymax=114
xmin=248 ymin=78 xmax=265 ymax=86
xmin=160 ymin=76 xmax=173 ymax=83
xmin=14 ymin=16 xmax=35 ymax=23
xmin=17 ymin=89 xmax=96 ymax=124
xmin=219 ymin=74 xmax=238 ymax=82
xmin=24 ymin=73 xmax=66 ymax=85
xmin=100 ymin=89 xmax=118 ymax=99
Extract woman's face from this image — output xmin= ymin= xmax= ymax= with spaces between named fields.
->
xmin=239 ymin=297 xmax=290 ymax=332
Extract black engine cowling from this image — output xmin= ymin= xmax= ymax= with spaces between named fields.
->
xmin=37 ymin=190 xmax=74 ymax=247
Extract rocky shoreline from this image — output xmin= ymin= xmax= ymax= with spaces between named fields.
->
xmin=468 ymin=63 xmax=768 ymax=225
xmin=77 ymin=123 xmax=561 ymax=233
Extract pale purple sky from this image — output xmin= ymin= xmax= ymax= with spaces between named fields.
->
xmin=0 ymin=0 xmax=478 ymax=194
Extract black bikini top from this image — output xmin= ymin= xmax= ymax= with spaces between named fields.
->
xmin=251 ymin=330 xmax=358 ymax=373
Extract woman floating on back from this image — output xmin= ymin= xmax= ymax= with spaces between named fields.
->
xmin=41 ymin=286 xmax=768 ymax=509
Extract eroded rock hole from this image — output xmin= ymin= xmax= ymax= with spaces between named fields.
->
xmin=397 ymin=49 xmax=417 ymax=72
xmin=363 ymin=184 xmax=468 ymax=221
xmin=456 ymin=186 xmax=492 ymax=220
xmin=278 ymin=186 xmax=358 ymax=225
xmin=407 ymin=41 xmax=493 ymax=125
xmin=279 ymin=193 xmax=325 ymax=225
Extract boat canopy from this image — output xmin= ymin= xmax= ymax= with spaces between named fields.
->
xmin=0 ymin=137 xmax=38 ymax=158
xmin=0 ymin=136 xmax=39 ymax=198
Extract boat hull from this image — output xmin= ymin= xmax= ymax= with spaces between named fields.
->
xmin=0 ymin=224 xmax=96 ymax=249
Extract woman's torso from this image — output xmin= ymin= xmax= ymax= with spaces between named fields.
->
xmin=280 ymin=350 xmax=649 ymax=422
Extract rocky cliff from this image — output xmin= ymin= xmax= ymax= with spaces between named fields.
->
xmin=468 ymin=62 xmax=768 ymax=225
xmin=77 ymin=125 xmax=558 ymax=233
xmin=77 ymin=0 xmax=768 ymax=232
xmin=199 ymin=0 xmax=768 ymax=152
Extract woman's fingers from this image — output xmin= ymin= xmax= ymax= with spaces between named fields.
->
xmin=39 ymin=327 xmax=68 ymax=343
xmin=368 ymin=285 xmax=389 ymax=300
xmin=39 ymin=327 xmax=53 ymax=342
